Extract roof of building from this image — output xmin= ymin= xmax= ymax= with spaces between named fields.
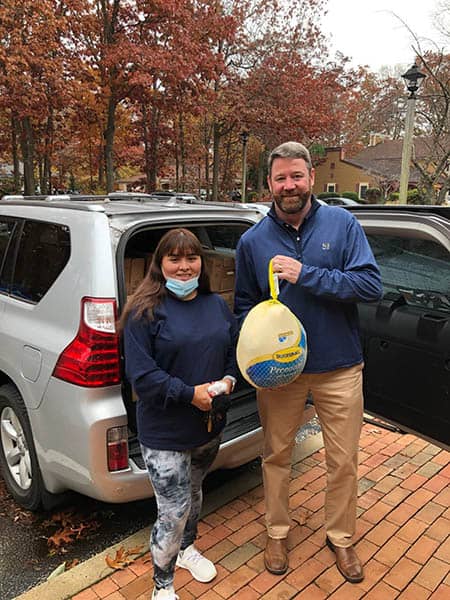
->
xmin=344 ymin=137 xmax=438 ymax=182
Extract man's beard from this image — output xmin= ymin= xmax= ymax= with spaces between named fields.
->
xmin=273 ymin=189 xmax=311 ymax=214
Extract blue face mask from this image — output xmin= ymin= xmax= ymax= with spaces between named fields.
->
xmin=165 ymin=276 xmax=199 ymax=298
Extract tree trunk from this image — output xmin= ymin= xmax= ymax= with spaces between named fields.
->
xmin=104 ymin=92 xmax=116 ymax=193
xmin=88 ymin=136 xmax=94 ymax=191
xmin=203 ymin=117 xmax=210 ymax=200
xmin=142 ymin=101 xmax=160 ymax=192
xmin=58 ymin=160 xmax=65 ymax=190
xmin=141 ymin=103 xmax=150 ymax=191
xmin=178 ymin=111 xmax=186 ymax=192
xmin=98 ymin=147 xmax=104 ymax=189
xmin=37 ymin=156 xmax=43 ymax=192
xmin=257 ymin=149 xmax=265 ymax=195
xmin=20 ymin=117 xmax=35 ymax=195
xmin=212 ymin=121 xmax=220 ymax=201
xmin=42 ymin=112 xmax=53 ymax=194
xmin=437 ymin=185 xmax=448 ymax=205
xmin=10 ymin=114 xmax=21 ymax=192
xmin=221 ymin=132 xmax=232 ymax=193
xmin=149 ymin=103 xmax=159 ymax=191
xmin=175 ymin=142 xmax=180 ymax=191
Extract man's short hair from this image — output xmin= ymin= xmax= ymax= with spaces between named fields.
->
xmin=268 ymin=141 xmax=312 ymax=175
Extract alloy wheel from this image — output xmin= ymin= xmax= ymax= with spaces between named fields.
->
xmin=0 ymin=406 xmax=32 ymax=490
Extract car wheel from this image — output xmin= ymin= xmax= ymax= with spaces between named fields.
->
xmin=0 ymin=384 xmax=44 ymax=510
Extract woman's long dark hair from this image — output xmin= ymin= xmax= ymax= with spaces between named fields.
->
xmin=119 ymin=228 xmax=211 ymax=330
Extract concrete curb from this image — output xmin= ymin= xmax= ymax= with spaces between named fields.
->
xmin=14 ymin=432 xmax=324 ymax=600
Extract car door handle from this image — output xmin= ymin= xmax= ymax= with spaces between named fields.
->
xmin=417 ymin=313 xmax=447 ymax=340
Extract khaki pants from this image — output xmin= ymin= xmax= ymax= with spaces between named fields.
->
xmin=257 ymin=363 xmax=364 ymax=548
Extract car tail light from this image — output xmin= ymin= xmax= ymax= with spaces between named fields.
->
xmin=107 ymin=426 xmax=129 ymax=471
xmin=53 ymin=297 xmax=120 ymax=387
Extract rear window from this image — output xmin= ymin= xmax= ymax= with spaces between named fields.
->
xmin=206 ymin=224 xmax=249 ymax=250
xmin=11 ymin=220 xmax=71 ymax=303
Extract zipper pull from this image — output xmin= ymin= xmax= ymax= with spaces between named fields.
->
xmin=207 ymin=412 xmax=212 ymax=432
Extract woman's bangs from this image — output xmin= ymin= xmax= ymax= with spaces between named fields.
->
xmin=166 ymin=233 xmax=202 ymax=257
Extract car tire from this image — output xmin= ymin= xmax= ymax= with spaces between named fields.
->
xmin=0 ymin=384 xmax=44 ymax=510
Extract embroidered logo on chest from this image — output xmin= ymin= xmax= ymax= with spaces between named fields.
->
xmin=322 ymin=242 xmax=331 ymax=250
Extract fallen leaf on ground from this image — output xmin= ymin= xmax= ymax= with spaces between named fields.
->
xmin=47 ymin=528 xmax=77 ymax=548
xmin=44 ymin=508 xmax=101 ymax=552
xmin=105 ymin=545 xmax=144 ymax=570
xmin=66 ymin=559 xmax=80 ymax=570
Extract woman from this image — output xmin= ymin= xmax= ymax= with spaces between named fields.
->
xmin=121 ymin=228 xmax=237 ymax=600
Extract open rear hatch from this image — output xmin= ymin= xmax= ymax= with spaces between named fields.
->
xmin=117 ymin=220 xmax=261 ymax=469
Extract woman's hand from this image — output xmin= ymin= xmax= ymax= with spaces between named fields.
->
xmin=221 ymin=378 xmax=234 ymax=395
xmin=192 ymin=383 xmax=213 ymax=411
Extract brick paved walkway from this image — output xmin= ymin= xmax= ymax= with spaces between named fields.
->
xmin=72 ymin=423 xmax=449 ymax=600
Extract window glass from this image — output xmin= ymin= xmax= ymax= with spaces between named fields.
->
xmin=0 ymin=218 xmax=16 ymax=293
xmin=359 ymin=184 xmax=369 ymax=199
xmin=12 ymin=221 xmax=71 ymax=303
xmin=326 ymin=183 xmax=336 ymax=193
xmin=204 ymin=224 xmax=249 ymax=251
xmin=367 ymin=234 xmax=450 ymax=313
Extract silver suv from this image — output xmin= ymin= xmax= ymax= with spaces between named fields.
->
xmin=0 ymin=195 xmax=449 ymax=510
xmin=0 ymin=194 xmax=265 ymax=509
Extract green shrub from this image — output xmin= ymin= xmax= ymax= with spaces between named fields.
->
xmin=407 ymin=188 xmax=426 ymax=205
xmin=388 ymin=192 xmax=399 ymax=202
xmin=0 ymin=178 xmax=20 ymax=197
xmin=317 ymin=192 xmax=339 ymax=199
xmin=365 ymin=188 xmax=383 ymax=204
xmin=387 ymin=189 xmax=427 ymax=204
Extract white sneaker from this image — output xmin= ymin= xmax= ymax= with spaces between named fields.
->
xmin=151 ymin=585 xmax=179 ymax=599
xmin=176 ymin=544 xmax=217 ymax=582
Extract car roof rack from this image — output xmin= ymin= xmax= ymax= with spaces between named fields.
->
xmin=0 ymin=193 xmax=266 ymax=213
xmin=1 ymin=192 xmax=193 ymax=204
xmin=2 ymin=194 xmax=105 ymax=202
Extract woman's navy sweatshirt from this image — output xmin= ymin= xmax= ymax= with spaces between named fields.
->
xmin=123 ymin=292 xmax=238 ymax=450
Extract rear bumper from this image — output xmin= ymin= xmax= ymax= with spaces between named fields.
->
xmin=29 ymin=379 xmax=263 ymax=503
xmin=213 ymin=427 xmax=263 ymax=470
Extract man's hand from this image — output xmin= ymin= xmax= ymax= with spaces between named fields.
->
xmin=192 ymin=383 xmax=213 ymax=411
xmin=272 ymin=254 xmax=302 ymax=284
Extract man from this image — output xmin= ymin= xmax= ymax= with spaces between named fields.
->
xmin=234 ymin=141 xmax=382 ymax=583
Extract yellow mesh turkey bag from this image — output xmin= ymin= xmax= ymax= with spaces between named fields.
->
xmin=237 ymin=259 xmax=307 ymax=389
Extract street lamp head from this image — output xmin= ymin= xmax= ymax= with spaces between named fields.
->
xmin=401 ymin=64 xmax=426 ymax=97
xmin=240 ymin=130 xmax=249 ymax=144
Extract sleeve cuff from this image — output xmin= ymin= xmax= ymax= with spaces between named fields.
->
xmin=180 ymin=385 xmax=195 ymax=404
xmin=223 ymin=375 xmax=237 ymax=392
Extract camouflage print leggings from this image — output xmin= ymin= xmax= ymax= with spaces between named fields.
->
xmin=140 ymin=436 xmax=220 ymax=590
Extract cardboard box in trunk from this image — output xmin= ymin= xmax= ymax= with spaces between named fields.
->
xmin=204 ymin=250 xmax=235 ymax=292
xmin=125 ymin=258 xmax=146 ymax=295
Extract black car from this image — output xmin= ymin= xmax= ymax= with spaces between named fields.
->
xmin=347 ymin=204 xmax=449 ymax=449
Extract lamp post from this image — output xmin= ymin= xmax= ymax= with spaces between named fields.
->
xmin=240 ymin=130 xmax=249 ymax=202
xmin=398 ymin=64 xmax=426 ymax=204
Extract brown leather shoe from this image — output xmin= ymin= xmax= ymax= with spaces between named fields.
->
xmin=326 ymin=537 xmax=364 ymax=583
xmin=264 ymin=537 xmax=288 ymax=575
